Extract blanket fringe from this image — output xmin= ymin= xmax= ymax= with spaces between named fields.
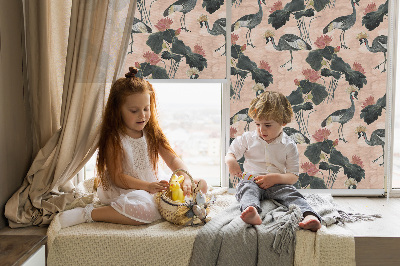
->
xmin=337 ymin=210 xmax=382 ymax=224
xmin=272 ymin=205 xmax=303 ymax=254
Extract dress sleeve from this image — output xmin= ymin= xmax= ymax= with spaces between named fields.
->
xmin=227 ymin=134 xmax=249 ymax=160
xmin=285 ymin=142 xmax=300 ymax=176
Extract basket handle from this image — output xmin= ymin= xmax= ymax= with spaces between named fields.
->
xmin=170 ymin=169 xmax=196 ymax=195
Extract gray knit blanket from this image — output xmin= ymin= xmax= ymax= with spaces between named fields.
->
xmin=189 ymin=193 xmax=381 ymax=266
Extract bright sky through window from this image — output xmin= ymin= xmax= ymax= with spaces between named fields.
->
xmin=154 ymin=83 xmax=222 ymax=187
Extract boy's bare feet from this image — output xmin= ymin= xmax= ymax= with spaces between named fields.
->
xmin=240 ymin=206 xmax=262 ymax=225
xmin=299 ymin=214 xmax=321 ymax=232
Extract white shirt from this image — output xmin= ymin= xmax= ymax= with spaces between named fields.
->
xmin=228 ymin=131 xmax=299 ymax=176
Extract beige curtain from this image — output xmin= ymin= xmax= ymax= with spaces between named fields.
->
xmin=5 ymin=0 xmax=136 ymax=228
xmin=23 ymin=0 xmax=71 ymax=156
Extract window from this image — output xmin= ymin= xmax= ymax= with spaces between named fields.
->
xmin=84 ymin=150 xmax=98 ymax=181
xmin=154 ymin=82 xmax=222 ymax=187
xmin=80 ymin=82 xmax=223 ymax=187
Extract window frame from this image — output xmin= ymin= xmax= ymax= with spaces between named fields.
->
xmin=388 ymin=0 xmax=400 ymax=197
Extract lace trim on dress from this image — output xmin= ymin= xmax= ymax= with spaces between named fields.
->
xmin=100 ymin=133 xmax=157 ymax=189
xmin=125 ymin=135 xmax=152 ymax=171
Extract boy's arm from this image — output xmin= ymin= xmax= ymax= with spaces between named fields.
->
xmin=279 ymin=173 xmax=299 ymax=184
xmin=225 ymin=153 xmax=243 ymax=177
xmin=285 ymin=142 xmax=300 ymax=178
xmin=225 ymin=133 xmax=249 ymax=177
xmin=254 ymin=172 xmax=298 ymax=189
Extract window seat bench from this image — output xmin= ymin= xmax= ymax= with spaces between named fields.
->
xmin=1 ymin=196 xmax=399 ymax=265
xmin=334 ymin=197 xmax=400 ymax=266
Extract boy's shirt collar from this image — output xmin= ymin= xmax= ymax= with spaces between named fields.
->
xmin=254 ymin=130 xmax=285 ymax=144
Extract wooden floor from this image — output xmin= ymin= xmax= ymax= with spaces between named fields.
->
xmin=1 ymin=197 xmax=399 ymax=265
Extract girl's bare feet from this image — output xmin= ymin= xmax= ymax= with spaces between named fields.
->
xmin=299 ymin=214 xmax=321 ymax=232
xmin=240 ymin=206 xmax=262 ymax=225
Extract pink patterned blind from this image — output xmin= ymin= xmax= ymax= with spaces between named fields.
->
xmin=229 ymin=0 xmax=388 ymax=190
xmin=124 ymin=0 xmax=226 ymax=79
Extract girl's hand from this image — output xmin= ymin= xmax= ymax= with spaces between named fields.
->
xmin=254 ymin=174 xmax=278 ymax=189
xmin=146 ymin=180 xmax=169 ymax=194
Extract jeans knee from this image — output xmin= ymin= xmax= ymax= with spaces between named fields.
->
xmin=235 ymin=181 xmax=260 ymax=201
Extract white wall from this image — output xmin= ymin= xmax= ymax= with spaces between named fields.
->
xmin=0 ymin=0 xmax=32 ymax=228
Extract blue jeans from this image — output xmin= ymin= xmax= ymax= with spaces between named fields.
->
xmin=235 ymin=180 xmax=321 ymax=221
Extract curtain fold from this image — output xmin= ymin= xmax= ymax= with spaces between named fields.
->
xmin=5 ymin=0 xmax=136 ymax=228
xmin=23 ymin=0 xmax=71 ymax=156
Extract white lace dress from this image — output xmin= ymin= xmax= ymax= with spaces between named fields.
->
xmin=97 ymin=134 xmax=163 ymax=223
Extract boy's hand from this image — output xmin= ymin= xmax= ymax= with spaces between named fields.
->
xmin=254 ymin=174 xmax=279 ymax=189
xmin=225 ymin=153 xmax=242 ymax=178
xmin=228 ymin=163 xmax=243 ymax=178
xmin=146 ymin=180 xmax=169 ymax=193
xmin=182 ymin=177 xmax=192 ymax=196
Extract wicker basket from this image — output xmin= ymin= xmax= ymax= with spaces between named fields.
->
xmin=155 ymin=169 xmax=210 ymax=226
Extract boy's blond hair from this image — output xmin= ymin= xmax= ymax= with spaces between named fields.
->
xmin=248 ymin=91 xmax=293 ymax=124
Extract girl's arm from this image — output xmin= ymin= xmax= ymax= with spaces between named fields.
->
xmin=158 ymin=145 xmax=193 ymax=195
xmin=158 ymin=145 xmax=189 ymax=172
xmin=106 ymin=141 xmax=168 ymax=193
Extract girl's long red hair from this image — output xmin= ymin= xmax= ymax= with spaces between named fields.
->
xmin=96 ymin=68 xmax=176 ymax=189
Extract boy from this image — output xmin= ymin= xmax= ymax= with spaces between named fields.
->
xmin=225 ymin=91 xmax=321 ymax=231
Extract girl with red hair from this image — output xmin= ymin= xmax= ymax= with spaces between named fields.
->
xmin=59 ymin=67 xmax=206 ymax=227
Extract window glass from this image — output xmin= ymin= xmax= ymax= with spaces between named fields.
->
xmin=84 ymin=150 xmax=97 ymax=181
xmin=154 ymin=83 xmax=222 ymax=187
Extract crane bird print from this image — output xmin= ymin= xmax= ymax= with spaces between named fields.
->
xmin=128 ymin=18 xmax=152 ymax=54
xmin=198 ymin=15 xmax=226 ymax=55
xmin=230 ymin=108 xmax=253 ymax=131
xmin=356 ymin=32 xmax=387 ymax=72
xmin=231 ymin=0 xmax=266 ymax=48
xmin=356 ymin=126 xmax=385 ymax=166
xmin=264 ymin=30 xmax=312 ymax=71
xmin=323 ymin=0 xmax=360 ymax=49
xmin=163 ymin=0 xmax=198 ymax=32
xmin=321 ymin=88 xmax=358 ymax=143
